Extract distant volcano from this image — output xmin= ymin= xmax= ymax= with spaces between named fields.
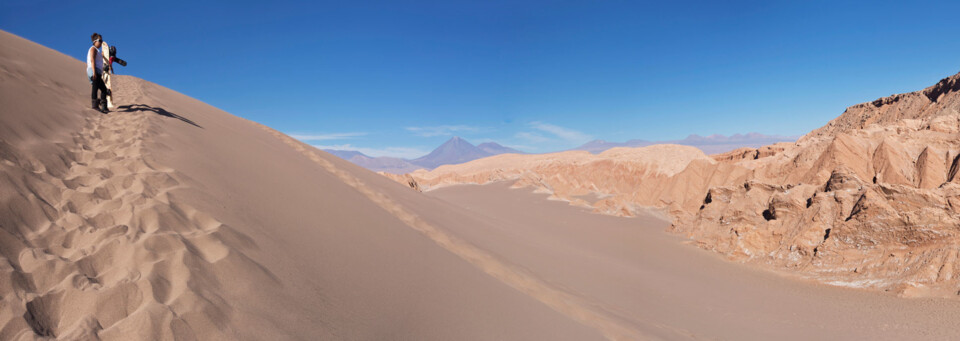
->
xmin=410 ymin=136 xmax=495 ymax=169
xmin=324 ymin=137 xmax=523 ymax=173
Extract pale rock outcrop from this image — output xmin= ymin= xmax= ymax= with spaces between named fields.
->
xmin=389 ymin=145 xmax=714 ymax=217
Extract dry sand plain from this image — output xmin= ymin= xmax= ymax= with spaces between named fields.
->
xmin=427 ymin=182 xmax=960 ymax=340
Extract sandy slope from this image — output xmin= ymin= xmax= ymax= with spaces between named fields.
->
xmin=429 ymin=182 xmax=960 ymax=340
xmin=1 ymin=31 xmax=608 ymax=340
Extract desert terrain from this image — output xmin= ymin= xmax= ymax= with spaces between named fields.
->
xmin=428 ymin=182 xmax=960 ymax=340
xmin=3 ymin=28 xmax=960 ymax=340
xmin=392 ymin=70 xmax=960 ymax=297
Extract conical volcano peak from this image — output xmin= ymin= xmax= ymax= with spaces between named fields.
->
xmin=446 ymin=136 xmax=469 ymax=145
xmin=411 ymin=136 xmax=488 ymax=169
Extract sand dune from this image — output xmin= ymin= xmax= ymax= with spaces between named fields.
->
xmin=5 ymin=28 xmax=960 ymax=340
xmin=0 ymin=31 xmax=604 ymax=340
xmin=429 ymin=182 xmax=960 ymax=340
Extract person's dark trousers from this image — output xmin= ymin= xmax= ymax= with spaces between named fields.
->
xmin=90 ymin=70 xmax=108 ymax=111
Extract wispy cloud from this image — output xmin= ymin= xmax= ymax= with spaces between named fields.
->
xmin=313 ymin=144 xmax=430 ymax=159
xmin=499 ymin=143 xmax=535 ymax=152
xmin=405 ymin=125 xmax=480 ymax=137
xmin=530 ymin=122 xmax=592 ymax=144
xmin=289 ymin=132 xmax=366 ymax=141
xmin=509 ymin=122 xmax=593 ymax=152
xmin=514 ymin=131 xmax=551 ymax=143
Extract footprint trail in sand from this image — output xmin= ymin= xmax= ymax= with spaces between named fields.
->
xmin=0 ymin=78 xmax=266 ymax=340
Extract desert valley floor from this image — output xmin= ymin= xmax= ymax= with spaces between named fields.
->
xmin=427 ymin=182 xmax=960 ymax=340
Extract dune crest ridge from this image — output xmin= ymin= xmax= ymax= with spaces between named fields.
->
xmin=253 ymin=123 xmax=680 ymax=340
xmin=391 ymin=71 xmax=960 ymax=295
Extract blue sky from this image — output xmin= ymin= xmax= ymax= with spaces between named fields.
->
xmin=3 ymin=1 xmax=959 ymax=158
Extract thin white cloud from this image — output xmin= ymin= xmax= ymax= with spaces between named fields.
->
xmin=515 ymin=131 xmax=551 ymax=143
xmin=405 ymin=125 xmax=479 ymax=137
xmin=500 ymin=143 xmax=535 ymax=152
xmin=313 ymin=144 xmax=430 ymax=159
xmin=530 ymin=122 xmax=592 ymax=144
xmin=289 ymin=132 xmax=366 ymax=141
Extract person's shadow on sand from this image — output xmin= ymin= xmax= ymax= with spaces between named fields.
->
xmin=117 ymin=104 xmax=202 ymax=128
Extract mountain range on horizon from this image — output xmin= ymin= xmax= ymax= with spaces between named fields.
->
xmin=572 ymin=132 xmax=799 ymax=154
xmin=324 ymin=137 xmax=523 ymax=173
xmin=323 ymin=132 xmax=797 ymax=173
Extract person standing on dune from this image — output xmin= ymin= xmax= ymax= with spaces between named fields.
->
xmin=86 ymin=33 xmax=108 ymax=113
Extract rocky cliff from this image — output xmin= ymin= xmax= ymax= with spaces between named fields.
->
xmin=677 ymin=72 xmax=960 ymax=296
